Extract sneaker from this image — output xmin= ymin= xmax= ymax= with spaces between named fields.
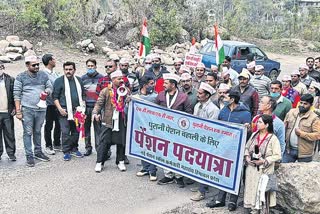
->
xmin=71 ymin=151 xmax=83 ymax=158
xmin=53 ymin=146 xmax=62 ymax=152
xmin=149 ymin=173 xmax=157 ymax=181
xmin=190 ymin=187 xmax=209 ymax=193
xmin=63 ymin=153 xmax=71 ymax=161
xmin=136 ymin=169 xmax=149 ymax=177
xmin=124 ymin=156 xmax=130 ymax=164
xmin=175 ymin=177 xmax=185 ymax=188
xmin=190 ymin=191 xmax=205 ymax=201
xmin=95 ymin=162 xmax=103 ymax=173
xmin=84 ymin=149 xmax=92 ymax=156
xmin=26 ymin=156 xmax=35 ymax=167
xmin=45 ymin=147 xmax=55 ymax=155
xmin=34 ymin=152 xmax=50 ymax=162
xmin=8 ymin=155 xmax=17 ymax=161
xmin=117 ymin=161 xmax=126 ymax=171
xmin=157 ymin=177 xmax=174 ymax=185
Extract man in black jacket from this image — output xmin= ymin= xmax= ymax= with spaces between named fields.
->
xmin=0 ymin=62 xmax=16 ymax=161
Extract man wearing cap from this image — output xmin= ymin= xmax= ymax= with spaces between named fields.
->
xmin=192 ymin=63 xmax=206 ymax=89
xmin=246 ymin=61 xmax=256 ymax=77
xmin=291 ymin=70 xmax=308 ymax=95
xmin=306 ymin=57 xmax=320 ymax=82
xmin=205 ymin=72 xmax=219 ymax=101
xmin=281 ymin=75 xmax=300 ymax=108
xmin=232 ymin=71 xmax=259 ymax=118
xmin=269 ymin=80 xmax=292 ymax=121
xmin=173 ymin=58 xmax=183 ymax=74
xmin=119 ymin=57 xmax=139 ymax=94
xmin=145 ymin=54 xmax=169 ymax=93
xmin=250 ymin=65 xmax=271 ymax=99
xmin=283 ymin=94 xmax=320 ymax=163
xmin=211 ymin=65 xmax=219 ymax=73
xmin=213 ymin=83 xmax=230 ymax=109
xmin=299 ymin=64 xmax=315 ymax=88
xmin=53 ymin=61 xmax=86 ymax=161
xmin=156 ymin=73 xmax=192 ymax=187
xmin=0 ymin=62 xmax=16 ymax=161
xmin=178 ymin=65 xmax=190 ymax=76
xmin=180 ymin=73 xmax=198 ymax=109
xmin=93 ymin=70 xmax=129 ymax=172
xmin=42 ymin=54 xmax=61 ymax=155
xmin=207 ymin=90 xmax=251 ymax=211
xmin=220 ymin=68 xmax=236 ymax=88
xmin=222 ymin=56 xmax=239 ymax=85
xmin=81 ymin=58 xmax=104 ymax=156
xmin=190 ymin=82 xmax=220 ymax=202
xmin=14 ymin=56 xmax=53 ymax=166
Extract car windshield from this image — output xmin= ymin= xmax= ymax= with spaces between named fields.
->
xmin=200 ymin=42 xmax=230 ymax=56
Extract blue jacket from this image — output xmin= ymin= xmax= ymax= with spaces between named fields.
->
xmin=218 ymin=102 xmax=251 ymax=124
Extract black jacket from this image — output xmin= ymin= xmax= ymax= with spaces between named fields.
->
xmin=2 ymin=73 xmax=15 ymax=115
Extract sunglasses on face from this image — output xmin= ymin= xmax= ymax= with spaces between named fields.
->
xmin=105 ymin=65 xmax=113 ymax=68
xmin=31 ymin=63 xmax=40 ymax=67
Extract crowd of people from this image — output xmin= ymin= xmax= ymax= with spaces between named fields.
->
xmin=1 ymin=53 xmax=320 ymax=213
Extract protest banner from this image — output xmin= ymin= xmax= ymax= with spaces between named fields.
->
xmin=184 ymin=53 xmax=203 ymax=68
xmin=126 ymin=98 xmax=246 ymax=194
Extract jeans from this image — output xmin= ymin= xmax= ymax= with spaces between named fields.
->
xmin=22 ymin=107 xmax=46 ymax=157
xmin=84 ymin=107 xmax=101 ymax=151
xmin=0 ymin=113 xmax=16 ymax=157
xmin=44 ymin=105 xmax=61 ymax=148
xmin=282 ymin=148 xmax=313 ymax=163
xmin=216 ymin=190 xmax=239 ymax=206
xmin=59 ymin=116 xmax=79 ymax=154
xmin=141 ymin=160 xmax=157 ymax=174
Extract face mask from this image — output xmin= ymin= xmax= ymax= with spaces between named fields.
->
xmin=153 ymin=63 xmax=160 ymax=69
xmin=145 ymin=64 xmax=152 ymax=70
xmin=270 ymin=92 xmax=280 ymax=98
xmin=298 ymin=106 xmax=310 ymax=114
xmin=87 ymin=68 xmax=95 ymax=75
xmin=254 ymin=74 xmax=262 ymax=79
xmin=146 ymin=86 xmax=154 ymax=94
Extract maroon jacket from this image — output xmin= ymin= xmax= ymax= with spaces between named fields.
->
xmin=155 ymin=90 xmax=193 ymax=114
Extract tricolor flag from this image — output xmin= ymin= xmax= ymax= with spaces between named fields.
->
xmin=214 ymin=24 xmax=225 ymax=66
xmin=139 ymin=18 xmax=151 ymax=58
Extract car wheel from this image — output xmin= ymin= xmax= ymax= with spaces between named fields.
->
xmin=269 ymin=69 xmax=278 ymax=81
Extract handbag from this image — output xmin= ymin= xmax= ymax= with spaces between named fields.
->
xmin=265 ymin=174 xmax=278 ymax=192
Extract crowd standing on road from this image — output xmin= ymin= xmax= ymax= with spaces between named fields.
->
xmin=1 ymin=53 xmax=320 ymax=214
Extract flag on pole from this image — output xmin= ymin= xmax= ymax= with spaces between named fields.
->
xmin=139 ymin=18 xmax=151 ymax=58
xmin=214 ymin=24 xmax=225 ymax=66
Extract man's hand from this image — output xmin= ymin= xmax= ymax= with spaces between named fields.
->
xmin=295 ymin=128 xmax=302 ymax=136
xmin=93 ymin=114 xmax=101 ymax=122
xmin=245 ymin=156 xmax=255 ymax=166
xmin=58 ymin=108 xmax=67 ymax=117
xmin=16 ymin=111 xmax=23 ymax=120
xmin=252 ymin=159 xmax=265 ymax=166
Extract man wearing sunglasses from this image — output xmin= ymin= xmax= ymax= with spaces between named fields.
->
xmin=14 ymin=56 xmax=53 ymax=167
xmin=0 ymin=62 xmax=16 ymax=161
xmin=95 ymin=59 xmax=118 ymax=96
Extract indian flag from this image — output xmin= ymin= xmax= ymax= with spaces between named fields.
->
xmin=139 ymin=18 xmax=151 ymax=58
xmin=214 ymin=24 xmax=225 ymax=65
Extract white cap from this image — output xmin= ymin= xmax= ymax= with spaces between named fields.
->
xmin=152 ymin=54 xmax=161 ymax=61
xmin=110 ymin=70 xmax=123 ymax=79
xmin=119 ymin=58 xmax=130 ymax=64
xmin=196 ymin=62 xmax=206 ymax=69
xmin=174 ymin=58 xmax=183 ymax=64
xmin=291 ymin=70 xmax=300 ymax=76
xmin=299 ymin=64 xmax=309 ymax=70
xmin=282 ymin=74 xmax=291 ymax=81
xmin=310 ymin=81 xmax=320 ymax=91
xmin=246 ymin=61 xmax=256 ymax=69
xmin=218 ymin=83 xmax=230 ymax=90
xmin=255 ymin=65 xmax=264 ymax=71
xmin=25 ymin=55 xmax=39 ymax=63
xmin=180 ymin=65 xmax=190 ymax=73
xmin=211 ymin=65 xmax=218 ymax=70
xmin=221 ymin=67 xmax=230 ymax=77
xmin=163 ymin=73 xmax=180 ymax=82
xmin=180 ymin=73 xmax=192 ymax=81
xmin=199 ymin=82 xmax=216 ymax=95
xmin=145 ymin=55 xmax=152 ymax=63
xmin=109 ymin=54 xmax=120 ymax=61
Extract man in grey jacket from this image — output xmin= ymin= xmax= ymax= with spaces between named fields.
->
xmin=14 ymin=56 xmax=52 ymax=167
